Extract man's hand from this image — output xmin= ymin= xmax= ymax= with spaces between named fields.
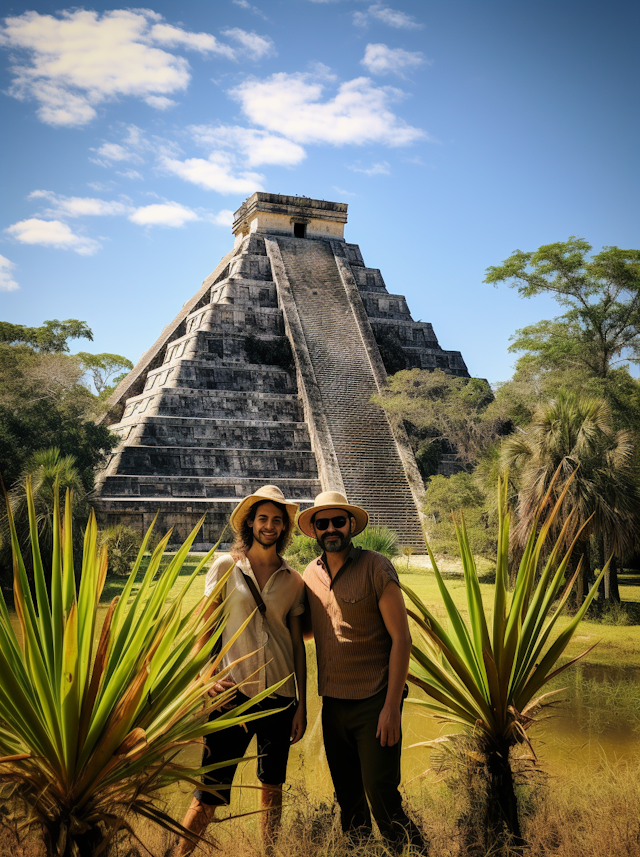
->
xmin=290 ymin=704 xmax=307 ymax=745
xmin=208 ymin=676 xmax=236 ymax=710
xmin=376 ymin=702 xmax=401 ymax=747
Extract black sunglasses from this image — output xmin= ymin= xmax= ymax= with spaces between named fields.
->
xmin=313 ymin=515 xmax=349 ymax=531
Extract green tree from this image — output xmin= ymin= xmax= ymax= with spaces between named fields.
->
xmin=500 ymin=392 xmax=640 ymax=601
xmin=423 ymin=472 xmax=497 ymax=560
xmin=0 ymin=319 xmax=92 ymax=353
xmin=485 ymin=238 xmax=640 ymax=379
xmin=374 ymin=368 xmax=502 ymax=467
xmin=0 ymin=345 xmax=116 ymax=491
xmin=0 ymin=320 xmax=118 ymax=491
xmin=0 ymin=448 xmax=89 ymax=585
xmin=77 ymin=351 xmax=133 ymax=396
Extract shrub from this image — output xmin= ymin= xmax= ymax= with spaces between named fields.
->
xmin=354 ymin=525 xmax=400 ymax=558
xmin=423 ymin=472 xmax=497 ymax=559
xmin=98 ymin=524 xmax=144 ymax=576
xmin=285 ymin=532 xmax=319 ymax=571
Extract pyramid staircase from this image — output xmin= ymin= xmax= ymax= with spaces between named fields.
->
xmin=268 ymin=237 xmax=425 ymax=546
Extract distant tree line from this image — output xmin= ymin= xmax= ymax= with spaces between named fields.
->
xmin=377 ymin=238 xmax=640 ymax=605
xmin=0 ymin=318 xmax=132 ymax=585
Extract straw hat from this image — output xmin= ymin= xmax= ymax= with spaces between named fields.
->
xmin=230 ymin=485 xmax=299 ymax=532
xmin=297 ymin=490 xmax=369 ymax=538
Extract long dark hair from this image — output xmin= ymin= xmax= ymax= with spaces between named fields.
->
xmin=231 ymin=499 xmax=293 ymax=558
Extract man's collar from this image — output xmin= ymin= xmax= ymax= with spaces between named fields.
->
xmin=318 ymin=545 xmax=362 ymax=578
xmin=237 ymin=554 xmax=292 ymax=574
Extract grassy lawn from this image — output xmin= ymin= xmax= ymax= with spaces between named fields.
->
xmin=100 ymin=552 xmax=640 ymax=670
xmin=4 ymin=554 xmax=640 ymax=856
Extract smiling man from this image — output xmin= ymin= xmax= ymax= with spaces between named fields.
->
xmin=299 ymin=490 xmax=427 ymax=854
xmin=172 ymin=485 xmax=306 ymax=857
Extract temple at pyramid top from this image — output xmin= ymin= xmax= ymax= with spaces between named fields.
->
xmin=232 ymin=193 xmax=349 ymax=243
xmin=94 ymin=193 xmax=469 ymax=549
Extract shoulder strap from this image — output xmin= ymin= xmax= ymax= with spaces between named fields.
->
xmin=242 ymin=573 xmax=267 ymax=614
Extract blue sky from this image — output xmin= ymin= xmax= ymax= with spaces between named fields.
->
xmin=1 ymin=0 xmax=638 ymax=384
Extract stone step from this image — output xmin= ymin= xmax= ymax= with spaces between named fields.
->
xmin=120 ymin=389 xmax=305 ymax=423
xmin=275 ymin=237 xmax=424 ymax=545
xmin=99 ymin=474 xmax=322 ymax=501
xmin=144 ymin=362 xmax=297 ymax=395
xmin=127 ymin=417 xmax=314 ymax=450
xmin=115 ymin=445 xmax=319 ymax=478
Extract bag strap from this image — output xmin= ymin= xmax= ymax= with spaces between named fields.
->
xmin=242 ymin=573 xmax=267 ymax=615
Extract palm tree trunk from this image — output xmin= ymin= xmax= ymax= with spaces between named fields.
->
xmin=603 ymin=538 xmax=621 ymax=604
xmin=608 ymin=556 xmax=621 ymax=603
xmin=485 ymin=742 xmax=525 ymax=853
xmin=597 ymin=535 xmax=606 ymax=601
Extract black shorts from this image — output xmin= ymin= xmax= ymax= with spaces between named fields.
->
xmin=194 ymin=692 xmax=296 ymax=806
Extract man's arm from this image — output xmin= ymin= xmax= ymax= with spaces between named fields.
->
xmin=288 ymin=613 xmax=307 ymax=744
xmin=376 ymin=582 xmax=412 ymax=747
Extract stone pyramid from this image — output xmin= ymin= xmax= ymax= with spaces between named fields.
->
xmin=94 ymin=194 xmax=468 ymax=548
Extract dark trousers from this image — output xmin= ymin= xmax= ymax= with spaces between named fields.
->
xmin=322 ymin=687 xmax=426 ymax=851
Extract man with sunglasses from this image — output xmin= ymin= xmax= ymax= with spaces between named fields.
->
xmin=298 ymin=491 xmax=427 ymax=854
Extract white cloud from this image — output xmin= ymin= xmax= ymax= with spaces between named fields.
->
xmin=91 ymin=125 xmax=147 ymax=166
xmin=148 ymin=23 xmax=235 ymax=58
xmin=87 ymin=181 xmax=115 ymax=191
xmin=29 ymin=190 xmax=130 ymax=217
xmin=221 ymin=28 xmax=276 ymax=59
xmin=5 ymin=218 xmax=101 ymax=255
xmin=189 ymin=124 xmax=306 ymax=167
xmin=349 ymin=160 xmax=390 ymax=175
xmin=0 ymin=255 xmax=19 ymax=292
xmin=332 ymin=186 xmax=356 ymax=197
xmin=0 ymin=9 xmax=234 ymax=127
xmin=361 ymin=43 xmax=426 ymax=77
xmin=129 ymin=202 xmax=199 ymax=227
xmin=232 ymin=1 xmax=270 ymax=21
xmin=354 ymin=4 xmax=423 ymax=30
xmin=116 ymin=169 xmax=144 ymax=180
xmin=212 ymin=209 xmax=235 ymax=226
xmin=231 ymin=72 xmax=425 ymax=147
xmin=93 ymin=143 xmax=135 ymax=163
xmin=160 ymin=152 xmax=265 ymax=194
xmin=144 ymin=95 xmax=177 ymax=110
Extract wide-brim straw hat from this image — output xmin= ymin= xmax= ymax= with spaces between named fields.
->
xmin=297 ymin=490 xmax=369 ymax=538
xmin=230 ymin=485 xmax=299 ymax=532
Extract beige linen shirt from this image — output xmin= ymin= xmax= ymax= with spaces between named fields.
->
xmin=204 ymin=553 xmax=305 ymax=699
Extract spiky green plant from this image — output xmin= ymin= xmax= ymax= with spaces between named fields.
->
xmin=354 ymin=525 xmax=400 ymax=558
xmin=403 ymin=475 xmax=606 ymax=853
xmin=0 ymin=481 xmax=285 ymax=857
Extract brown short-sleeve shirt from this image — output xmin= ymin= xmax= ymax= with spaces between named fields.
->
xmin=303 ymin=547 xmax=400 ymax=699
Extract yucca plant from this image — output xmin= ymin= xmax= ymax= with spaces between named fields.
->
xmin=403 ymin=475 xmax=606 ymax=853
xmin=0 ymin=481 xmax=285 ymax=857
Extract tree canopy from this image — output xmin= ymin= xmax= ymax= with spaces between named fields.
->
xmin=77 ymin=352 xmax=133 ymax=396
xmin=485 ymin=238 xmax=640 ymax=378
xmin=0 ymin=318 xmax=93 ymax=353
xmin=374 ymin=368 xmax=502 ymax=466
xmin=0 ymin=319 xmax=120 ymax=490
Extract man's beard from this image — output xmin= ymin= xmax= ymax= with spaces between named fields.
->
xmin=253 ymin=530 xmax=279 ymax=548
xmin=317 ymin=532 xmax=352 ymax=553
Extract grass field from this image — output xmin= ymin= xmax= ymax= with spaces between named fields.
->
xmin=5 ymin=556 xmax=640 ymax=855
